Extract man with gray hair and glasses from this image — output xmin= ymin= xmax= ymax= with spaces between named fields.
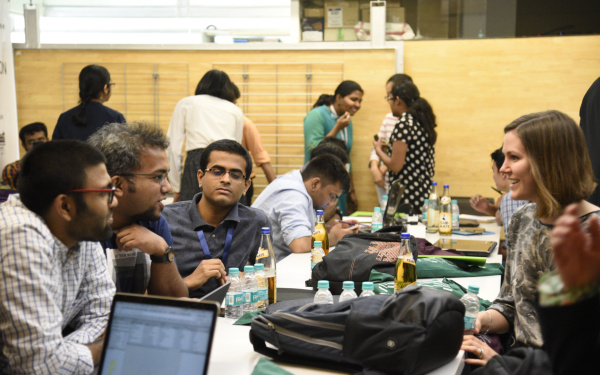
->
xmin=88 ymin=121 xmax=187 ymax=297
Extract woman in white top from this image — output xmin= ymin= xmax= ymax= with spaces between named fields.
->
xmin=167 ymin=70 xmax=243 ymax=202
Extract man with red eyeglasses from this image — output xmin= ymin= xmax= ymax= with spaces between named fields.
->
xmin=0 ymin=140 xmax=116 ymax=374
xmin=88 ymin=121 xmax=187 ymax=298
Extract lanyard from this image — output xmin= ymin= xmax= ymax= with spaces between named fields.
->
xmin=196 ymin=224 xmax=235 ymax=267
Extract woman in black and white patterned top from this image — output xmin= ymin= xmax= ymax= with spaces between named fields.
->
xmin=373 ymin=80 xmax=437 ymax=211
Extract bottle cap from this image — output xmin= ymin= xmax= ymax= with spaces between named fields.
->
xmin=314 ymin=241 xmax=322 ymax=247
xmin=244 ymin=265 xmax=255 ymax=273
xmin=444 ymin=184 xmax=449 ymax=188
xmin=342 ymin=281 xmax=355 ymax=289
xmin=316 ymin=209 xmax=324 ymax=215
xmin=467 ymin=285 xmax=480 ymax=294
xmin=229 ymin=267 xmax=239 ymax=276
xmin=400 ymin=233 xmax=410 ymax=239
xmin=451 ymin=200 xmax=457 ymax=204
xmin=382 ymin=195 xmax=388 ymax=200
xmin=362 ymin=281 xmax=374 ymax=290
xmin=374 ymin=207 xmax=381 ymax=212
xmin=261 ymin=227 xmax=271 ymax=234
xmin=254 ymin=263 xmax=264 ymax=271
xmin=432 ymin=182 xmax=438 ymax=186
xmin=317 ymin=280 xmax=330 ymax=289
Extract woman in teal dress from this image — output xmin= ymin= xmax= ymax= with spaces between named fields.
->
xmin=303 ymin=80 xmax=363 ymax=215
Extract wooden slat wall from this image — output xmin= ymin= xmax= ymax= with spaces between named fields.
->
xmin=13 ymin=35 xmax=600 ymax=211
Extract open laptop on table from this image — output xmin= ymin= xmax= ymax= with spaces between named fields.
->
xmin=97 ymin=293 xmax=219 ymax=375
xmin=383 ymin=179 xmax=406 ymax=228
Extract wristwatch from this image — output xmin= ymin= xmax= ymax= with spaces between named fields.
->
xmin=150 ymin=246 xmax=175 ymax=263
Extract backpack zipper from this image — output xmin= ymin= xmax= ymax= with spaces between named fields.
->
xmin=256 ymin=315 xmax=343 ymax=350
xmin=273 ymin=311 xmax=345 ymax=331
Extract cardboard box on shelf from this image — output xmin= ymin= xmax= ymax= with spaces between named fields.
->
xmin=302 ymin=31 xmax=324 ymax=42
xmin=324 ymin=1 xmax=359 ymax=29
xmin=302 ymin=17 xmax=324 ymax=32
xmin=304 ymin=8 xmax=325 ymax=18
xmin=359 ymin=3 xmax=405 ymax=23
xmin=324 ymin=27 xmax=358 ymax=41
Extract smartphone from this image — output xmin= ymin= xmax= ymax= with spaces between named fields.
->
xmin=374 ymin=134 xmax=379 ymax=141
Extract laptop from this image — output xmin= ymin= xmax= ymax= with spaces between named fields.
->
xmin=199 ymin=282 xmax=230 ymax=312
xmin=433 ymin=238 xmax=497 ymax=257
xmin=383 ymin=179 xmax=406 ymax=227
xmin=97 ymin=293 xmax=219 ymax=375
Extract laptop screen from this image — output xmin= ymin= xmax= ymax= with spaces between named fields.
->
xmin=98 ymin=294 xmax=218 ymax=375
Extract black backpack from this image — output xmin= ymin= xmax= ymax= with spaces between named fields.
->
xmin=311 ymin=227 xmax=418 ymax=295
xmin=249 ymin=285 xmax=465 ymax=375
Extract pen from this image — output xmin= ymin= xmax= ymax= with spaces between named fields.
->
xmin=491 ymin=186 xmax=502 ymax=195
xmin=337 ymin=220 xmax=370 ymax=227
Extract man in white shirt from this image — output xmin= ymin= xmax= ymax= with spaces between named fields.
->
xmin=252 ymin=154 xmax=358 ymax=261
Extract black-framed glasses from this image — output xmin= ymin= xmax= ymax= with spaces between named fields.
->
xmin=204 ymin=167 xmax=246 ymax=181
xmin=122 ymin=172 xmax=169 ymax=185
xmin=108 ymin=82 xmax=116 ymax=87
xmin=67 ymin=186 xmax=116 ymax=204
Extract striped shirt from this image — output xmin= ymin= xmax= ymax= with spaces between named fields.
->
xmin=369 ymin=113 xmax=399 ymax=190
xmin=0 ymin=194 xmax=115 ymax=374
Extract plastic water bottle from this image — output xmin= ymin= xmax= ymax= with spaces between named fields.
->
xmin=360 ymin=282 xmax=376 ymax=297
xmin=460 ymin=285 xmax=481 ymax=335
xmin=256 ymin=227 xmax=277 ymax=305
xmin=426 ymin=182 xmax=439 ymax=233
xmin=371 ymin=207 xmax=383 ymax=232
xmin=311 ymin=240 xmax=325 ymax=270
xmin=254 ymin=263 xmax=268 ymax=311
xmin=243 ymin=265 xmax=258 ymax=313
xmin=225 ymin=268 xmax=243 ymax=319
xmin=380 ymin=194 xmax=388 ymax=211
xmin=339 ymin=281 xmax=358 ymax=302
xmin=314 ymin=280 xmax=334 ymax=305
xmin=420 ymin=199 xmax=429 ymax=224
xmin=452 ymin=199 xmax=460 ymax=231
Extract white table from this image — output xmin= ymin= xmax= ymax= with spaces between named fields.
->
xmin=208 ymin=220 xmax=503 ymax=375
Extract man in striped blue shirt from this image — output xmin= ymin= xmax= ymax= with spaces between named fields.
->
xmin=0 ymin=141 xmax=116 ymax=374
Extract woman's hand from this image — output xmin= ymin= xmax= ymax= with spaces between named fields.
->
xmin=461 ymin=335 xmax=498 ymax=367
xmin=335 ymin=111 xmax=351 ymax=130
xmin=551 ymin=203 xmax=600 ymax=289
xmin=369 ymin=161 xmax=386 ymax=188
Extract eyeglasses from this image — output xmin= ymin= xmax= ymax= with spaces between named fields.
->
xmin=108 ymin=82 xmax=116 ymax=87
xmin=67 ymin=186 xmax=116 ymax=204
xmin=204 ymin=167 xmax=246 ymax=181
xmin=384 ymin=95 xmax=394 ymax=101
xmin=122 ymin=172 xmax=169 ymax=185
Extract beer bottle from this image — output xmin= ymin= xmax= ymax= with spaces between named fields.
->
xmin=312 ymin=209 xmax=329 ymax=254
xmin=439 ymin=184 xmax=453 ymax=236
xmin=394 ymin=233 xmax=417 ymax=291
xmin=255 ymin=227 xmax=277 ymax=304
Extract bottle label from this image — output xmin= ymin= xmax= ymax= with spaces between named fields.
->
xmin=258 ymin=288 xmax=268 ymax=301
xmin=226 ymin=291 xmax=244 ymax=306
xmin=464 ymin=315 xmax=476 ymax=330
xmin=256 ymin=247 xmax=269 ymax=260
xmin=251 ymin=291 xmax=259 ymax=304
xmin=439 ymin=212 xmax=452 ymax=232
xmin=440 ymin=196 xmax=451 ymax=205
xmin=371 ymin=223 xmax=382 ymax=232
